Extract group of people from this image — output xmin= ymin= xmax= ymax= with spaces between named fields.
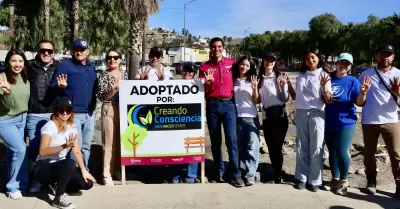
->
xmin=0 ymin=35 xmax=399 ymax=209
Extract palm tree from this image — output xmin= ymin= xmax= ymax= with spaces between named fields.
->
xmin=43 ymin=0 xmax=50 ymax=40
xmin=72 ymin=0 xmax=79 ymax=39
xmin=120 ymin=0 xmax=163 ymax=79
xmin=390 ymin=13 xmax=400 ymax=68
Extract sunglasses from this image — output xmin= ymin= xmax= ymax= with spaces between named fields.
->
xmin=39 ymin=48 xmax=54 ymax=55
xmin=149 ymin=53 xmax=162 ymax=59
xmin=58 ymin=107 xmax=73 ymax=114
xmin=106 ymin=55 xmax=120 ymax=61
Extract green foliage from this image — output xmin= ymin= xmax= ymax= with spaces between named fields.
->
xmin=139 ymin=110 xmax=153 ymax=125
xmin=121 ymin=124 xmax=148 ymax=152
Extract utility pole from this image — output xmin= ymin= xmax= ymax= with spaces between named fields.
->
xmin=243 ymin=27 xmax=251 ymax=54
xmin=182 ymin=0 xmax=197 ymax=61
xmin=9 ymin=4 xmax=15 ymax=49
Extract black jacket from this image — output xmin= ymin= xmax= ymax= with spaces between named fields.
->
xmin=27 ymin=56 xmax=59 ymax=113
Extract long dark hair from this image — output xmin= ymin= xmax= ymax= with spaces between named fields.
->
xmin=4 ymin=48 xmax=28 ymax=85
xmin=232 ymin=56 xmax=257 ymax=82
xmin=257 ymin=55 xmax=279 ymax=89
xmin=300 ymin=48 xmax=325 ymax=73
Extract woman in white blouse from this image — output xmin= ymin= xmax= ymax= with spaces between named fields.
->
xmin=232 ymin=56 xmax=260 ymax=187
xmin=257 ymin=52 xmax=290 ymax=184
xmin=294 ymin=49 xmax=332 ymax=192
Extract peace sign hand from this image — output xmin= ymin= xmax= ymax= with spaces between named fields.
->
xmin=204 ymin=69 xmax=215 ymax=84
xmin=139 ymin=67 xmax=150 ymax=80
xmin=390 ymin=77 xmax=400 ymax=96
xmin=64 ymin=132 xmax=76 ymax=148
xmin=360 ymin=76 xmax=372 ymax=95
xmin=251 ymin=75 xmax=259 ymax=89
xmin=320 ymin=73 xmax=331 ymax=92
xmin=56 ymin=74 xmax=68 ymax=89
xmin=279 ymin=73 xmax=289 ymax=88
xmin=0 ymin=74 xmax=11 ymax=93
xmin=156 ymin=67 xmax=164 ymax=81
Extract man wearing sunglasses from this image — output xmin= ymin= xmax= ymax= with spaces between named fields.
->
xmin=135 ymin=46 xmax=173 ymax=81
xmin=26 ymin=40 xmax=59 ymax=193
xmin=51 ymin=39 xmax=97 ymax=172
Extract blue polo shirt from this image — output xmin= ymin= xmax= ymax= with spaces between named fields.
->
xmin=325 ymin=75 xmax=361 ymax=130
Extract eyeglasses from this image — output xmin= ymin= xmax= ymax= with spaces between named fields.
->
xmin=106 ymin=56 xmax=120 ymax=61
xmin=39 ymin=48 xmax=54 ymax=55
xmin=58 ymin=107 xmax=73 ymax=114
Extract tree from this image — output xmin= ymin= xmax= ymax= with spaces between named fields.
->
xmin=120 ymin=0 xmax=163 ymax=79
xmin=72 ymin=0 xmax=79 ymax=39
xmin=43 ymin=0 xmax=50 ymax=40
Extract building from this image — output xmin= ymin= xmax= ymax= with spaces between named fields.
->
xmin=164 ymin=47 xmax=197 ymax=65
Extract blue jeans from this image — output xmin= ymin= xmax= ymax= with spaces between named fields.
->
xmin=325 ymin=125 xmax=355 ymax=180
xmin=71 ymin=113 xmax=95 ymax=170
xmin=237 ymin=117 xmax=260 ymax=181
xmin=26 ymin=113 xmax=52 ymax=161
xmin=0 ymin=113 xmax=29 ymax=193
xmin=206 ymin=100 xmax=240 ymax=178
xmin=171 ymin=163 xmax=199 ymax=183
xmin=295 ymin=109 xmax=325 ymax=186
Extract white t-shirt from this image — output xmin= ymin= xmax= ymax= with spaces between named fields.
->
xmin=295 ymin=68 xmax=332 ymax=110
xmin=259 ymin=73 xmax=289 ymax=119
xmin=233 ymin=78 xmax=257 ymax=118
xmin=358 ymin=67 xmax=400 ymax=124
xmin=36 ymin=121 xmax=78 ymax=162
xmin=134 ymin=65 xmax=173 ymax=81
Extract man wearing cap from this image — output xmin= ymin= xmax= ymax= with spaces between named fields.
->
xmin=198 ymin=37 xmax=243 ymax=187
xmin=358 ymin=44 xmax=400 ymax=198
xmin=51 ymin=39 xmax=97 ymax=171
xmin=135 ymin=46 xmax=173 ymax=81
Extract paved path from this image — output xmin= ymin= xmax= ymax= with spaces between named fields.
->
xmin=1 ymin=184 xmax=399 ymax=209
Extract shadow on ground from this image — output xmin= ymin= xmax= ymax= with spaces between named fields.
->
xmin=340 ymin=189 xmax=400 ymax=209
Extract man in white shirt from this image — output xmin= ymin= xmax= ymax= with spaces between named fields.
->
xmin=135 ymin=46 xmax=173 ymax=81
xmin=358 ymin=44 xmax=400 ymax=199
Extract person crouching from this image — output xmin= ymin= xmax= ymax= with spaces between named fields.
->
xmin=33 ymin=96 xmax=96 ymax=209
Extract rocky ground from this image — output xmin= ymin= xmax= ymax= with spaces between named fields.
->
xmin=0 ymin=99 xmax=396 ymax=192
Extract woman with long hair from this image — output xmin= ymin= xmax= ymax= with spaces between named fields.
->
xmin=294 ymin=49 xmax=332 ymax=192
xmin=33 ymin=96 xmax=96 ymax=209
xmin=257 ymin=52 xmax=290 ymax=184
xmin=0 ymin=48 xmax=30 ymax=199
xmin=232 ymin=56 xmax=260 ymax=186
xmin=325 ymin=53 xmax=371 ymax=195
xmin=98 ymin=47 xmax=127 ymax=185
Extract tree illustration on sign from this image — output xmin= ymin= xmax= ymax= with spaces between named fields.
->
xmin=121 ymin=124 xmax=148 ymax=157
xmin=139 ymin=110 xmax=152 ymax=125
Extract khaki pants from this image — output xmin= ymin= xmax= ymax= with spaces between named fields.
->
xmin=362 ymin=123 xmax=400 ymax=186
xmin=101 ymin=103 xmax=121 ymax=178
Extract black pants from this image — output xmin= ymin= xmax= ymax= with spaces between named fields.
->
xmin=33 ymin=159 xmax=93 ymax=196
xmin=262 ymin=114 xmax=289 ymax=178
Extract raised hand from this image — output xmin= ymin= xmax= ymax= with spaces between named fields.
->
xmin=139 ymin=67 xmax=150 ymax=80
xmin=156 ymin=67 xmax=164 ymax=81
xmin=204 ymin=69 xmax=215 ymax=84
xmin=64 ymin=132 xmax=76 ymax=148
xmin=56 ymin=74 xmax=68 ymax=89
xmin=390 ymin=77 xmax=400 ymax=96
xmin=0 ymin=74 xmax=11 ymax=93
xmin=112 ymin=78 xmax=120 ymax=92
xmin=360 ymin=76 xmax=372 ymax=95
xmin=251 ymin=75 xmax=259 ymax=89
xmin=320 ymin=72 xmax=331 ymax=93
xmin=279 ymin=73 xmax=289 ymax=88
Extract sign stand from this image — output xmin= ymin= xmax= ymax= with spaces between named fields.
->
xmin=201 ymin=162 xmax=205 ymax=183
xmin=121 ymin=165 xmax=126 ymax=185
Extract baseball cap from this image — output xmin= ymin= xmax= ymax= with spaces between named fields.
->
xmin=182 ymin=63 xmax=196 ymax=73
xmin=56 ymin=96 xmax=73 ymax=109
xmin=376 ymin=44 xmax=395 ymax=54
xmin=149 ymin=46 xmax=163 ymax=57
xmin=262 ymin=51 xmax=277 ymax=59
xmin=72 ymin=39 xmax=89 ymax=49
xmin=337 ymin=53 xmax=353 ymax=64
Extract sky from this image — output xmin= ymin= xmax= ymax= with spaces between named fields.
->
xmin=149 ymin=0 xmax=398 ymax=38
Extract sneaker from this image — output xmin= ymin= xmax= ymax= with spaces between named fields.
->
xmin=245 ymin=180 xmax=255 ymax=186
xmin=274 ymin=177 xmax=283 ymax=184
xmin=52 ymin=193 xmax=76 ymax=209
xmin=7 ymin=191 xmax=23 ymax=200
xmin=29 ymin=181 xmax=42 ymax=193
xmin=307 ymin=184 xmax=320 ymax=192
xmin=294 ymin=181 xmax=306 ymax=190
xmin=330 ymin=179 xmax=340 ymax=193
xmin=231 ymin=176 xmax=245 ymax=188
xmin=336 ymin=181 xmax=348 ymax=196
xmin=103 ymin=177 xmax=115 ymax=186
xmin=365 ymin=174 xmax=377 ymax=195
xmin=395 ymin=186 xmax=400 ymax=200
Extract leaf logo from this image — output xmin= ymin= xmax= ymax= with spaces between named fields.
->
xmin=139 ymin=110 xmax=153 ymax=125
